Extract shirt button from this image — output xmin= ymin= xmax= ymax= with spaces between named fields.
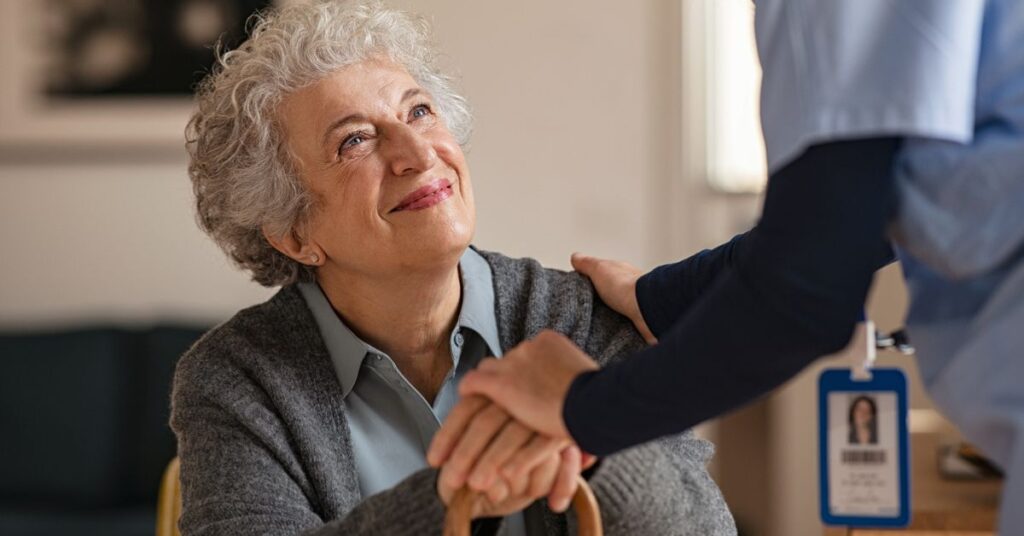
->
xmin=374 ymin=354 xmax=382 ymax=361
xmin=454 ymin=332 xmax=465 ymax=346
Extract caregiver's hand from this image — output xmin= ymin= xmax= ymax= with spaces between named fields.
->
xmin=433 ymin=395 xmax=584 ymax=514
xmin=571 ymin=253 xmax=656 ymax=344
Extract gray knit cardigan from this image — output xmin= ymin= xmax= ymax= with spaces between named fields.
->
xmin=170 ymin=250 xmax=736 ymax=536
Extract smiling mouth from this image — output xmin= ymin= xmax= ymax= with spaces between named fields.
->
xmin=391 ymin=179 xmax=454 ymax=213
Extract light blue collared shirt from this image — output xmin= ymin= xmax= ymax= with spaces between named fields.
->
xmin=299 ymin=248 xmax=534 ymax=535
xmin=755 ymin=2 xmax=1024 ymax=532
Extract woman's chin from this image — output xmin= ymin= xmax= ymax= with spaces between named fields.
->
xmin=391 ymin=228 xmax=473 ymax=269
xmin=394 ymin=207 xmax=473 ymax=242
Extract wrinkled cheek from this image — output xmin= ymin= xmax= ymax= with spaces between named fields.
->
xmin=327 ymin=212 xmax=376 ymax=254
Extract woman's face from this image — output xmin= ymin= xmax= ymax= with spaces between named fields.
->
xmin=277 ymin=59 xmax=475 ymax=278
xmin=853 ymin=399 xmax=874 ymax=426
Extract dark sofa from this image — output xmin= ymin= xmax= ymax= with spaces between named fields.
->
xmin=0 ymin=325 xmax=207 ymax=536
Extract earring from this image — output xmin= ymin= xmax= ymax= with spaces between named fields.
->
xmin=310 ymin=253 xmax=320 ymax=264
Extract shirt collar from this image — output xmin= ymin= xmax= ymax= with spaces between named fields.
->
xmin=297 ymin=281 xmax=377 ymax=398
xmin=297 ymin=247 xmax=502 ymax=399
xmin=457 ymin=247 xmax=503 ymax=359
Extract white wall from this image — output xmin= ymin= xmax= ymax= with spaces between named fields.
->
xmin=0 ymin=160 xmax=273 ymax=326
xmin=0 ymin=1 xmax=684 ymax=327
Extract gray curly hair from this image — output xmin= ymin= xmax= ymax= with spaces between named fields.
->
xmin=187 ymin=0 xmax=472 ymax=287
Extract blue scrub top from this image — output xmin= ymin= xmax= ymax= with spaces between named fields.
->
xmin=755 ymin=1 xmax=1024 ymax=532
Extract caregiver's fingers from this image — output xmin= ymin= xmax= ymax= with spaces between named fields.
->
xmin=548 ymin=445 xmax=582 ymax=513
xmin=569 ymin=252 xmax=641 ymax=306
xmin=570 ymin=252 xmax=656 ymax=345
xmin=427 ymin=394 xmax=489 ymax=467
xmin=467 ymin=419 xmax=535 ymax=491
xmin=441 ymin=402 xmax=511 ymax=490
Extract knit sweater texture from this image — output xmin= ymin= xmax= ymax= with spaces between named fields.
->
xmin=170 ymin=249 xmax=737 ymax=535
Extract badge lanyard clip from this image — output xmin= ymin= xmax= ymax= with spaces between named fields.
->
xmin=852 ymin=321 xmax=916 ymax=382
xmin=850 ymin=321 xmax=877 ymax=382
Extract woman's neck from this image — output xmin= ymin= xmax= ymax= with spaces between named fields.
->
xmin=316 ymin=262 xmax=462 ymax=402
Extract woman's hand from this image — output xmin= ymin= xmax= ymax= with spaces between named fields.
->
xmin=432 ymin=396 xmax=587 ymax=515
xmin=437 ymin=445 xmax=583 ymax=518
xmin=570 ymin=253 xmax=656 ymax=344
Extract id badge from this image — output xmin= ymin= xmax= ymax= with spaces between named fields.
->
xmin=819 ymin=368 xmax=910 ymax=527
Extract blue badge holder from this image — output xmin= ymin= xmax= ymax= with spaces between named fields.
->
xmin=819 ymin=367 xmax=910 ymax=528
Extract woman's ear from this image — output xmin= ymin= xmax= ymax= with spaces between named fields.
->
xmin=263 ymin=226 xmax=324 ymax=266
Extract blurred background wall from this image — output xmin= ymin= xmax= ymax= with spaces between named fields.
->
xmin=0 ymin=1 xmax=957 ymax=535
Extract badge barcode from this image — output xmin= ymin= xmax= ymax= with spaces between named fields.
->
xmin=841 ymin=450 xmax=886 ymax=464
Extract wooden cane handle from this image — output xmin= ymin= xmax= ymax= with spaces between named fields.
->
xmin=443 ymin=475 xmax=602 ymax=536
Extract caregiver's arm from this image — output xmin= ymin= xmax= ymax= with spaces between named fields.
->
xmin=578 ymin=299 xmax=736 ymax=535
xmin=610 ymin=233 xmax=750 ymax=338
xmin=632 ymin=212 xmax=893 ymax=338
xmin=570 ymin=234 xmax=747 ymax=344
xmin=564 ymin=137 xmax=901 ymax=454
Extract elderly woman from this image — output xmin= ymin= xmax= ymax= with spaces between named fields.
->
xmin=170 ymin=1 xmax=735 ymax=535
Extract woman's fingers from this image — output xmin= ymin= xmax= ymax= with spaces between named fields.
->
xmin=467 ymin=420 xmax=534 ymax=491
xmin=427 ymin=395 xmax=489 ymax=467
xmin=452 ymin=433 xmax=587 ymax=520
xmin=527 ymin=452 xmax=561 ymax=499
xmin=548 ymin=446 xmax=582 ymax=512
xmin=483 ymin=478 xmax=510 ymax=505
xmin=471 ymin=451 xmax=568 ymax=519
xmin=441 ymin=402 xmax=512 ymax=490
xmin=501 ymin=433 xmax=565 ymax=481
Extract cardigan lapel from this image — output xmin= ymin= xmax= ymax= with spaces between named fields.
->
xmin=261 ymin=286 xmax=364 ymax=517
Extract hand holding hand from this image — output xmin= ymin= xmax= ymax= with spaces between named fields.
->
xmin=451 ymin=331 xmax=597 ymax=441
xmin=571 ymin=253 xmax=656 ymax=344
xmin=432 ymin=396 xmax=586 ymax=516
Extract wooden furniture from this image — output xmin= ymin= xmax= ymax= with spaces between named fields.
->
xmin=445 ymin=475 xmax=602 ymax=536
xmin=824 ymin=433 xmax=1002 ymax=535
xmin=156 ymin=457 xmax=182 ymax=536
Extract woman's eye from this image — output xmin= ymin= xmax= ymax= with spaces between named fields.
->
xmin=340 ymin=133 xmax=366 ymax=153
xmin=410 ymin=104 xmax=432 ymax=120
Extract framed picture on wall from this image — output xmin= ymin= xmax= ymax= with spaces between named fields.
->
xmin=0 ymin=0 xmax=287 ymax=152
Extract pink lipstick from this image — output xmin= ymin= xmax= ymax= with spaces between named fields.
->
xmin=391 ymin=179 xmax=453 ymax=212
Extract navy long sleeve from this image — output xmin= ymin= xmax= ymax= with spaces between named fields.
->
xmin=563 ymin=138 xmax=900 ymax=456
xmin=637 ymin=233 xmax=748 ymax=336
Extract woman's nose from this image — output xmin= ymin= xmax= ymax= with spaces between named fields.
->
xmin=386 ymin=124 xmax=438 ymax=176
